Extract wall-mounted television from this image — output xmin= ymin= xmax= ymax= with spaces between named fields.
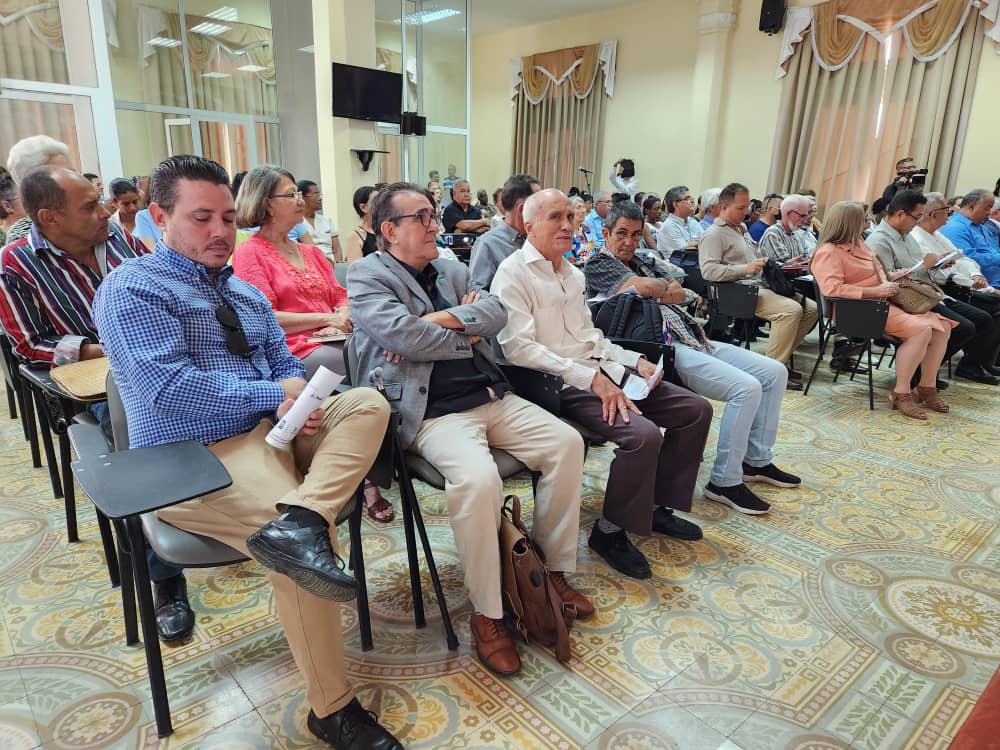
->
xmin=332 ymin=63 xmax=402 ymax=124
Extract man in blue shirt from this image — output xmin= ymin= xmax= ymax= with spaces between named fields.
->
xmin=93 ymin=155 xmax=402 ymax=750
xmin=940 ymin=189 xmax=1000 ymax=288
xmin=582 ymin=191 xmax=612 ymax=250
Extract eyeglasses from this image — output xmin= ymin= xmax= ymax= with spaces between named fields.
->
xmin=929 ymin=208 xmax=950 ymax=217
xmin=596 ymin=199 xmax=612 ymax=205
xmin=270 ymin=191 xmax=303 ymax=201
xmin=215 ymin=306 xmax=253 ymax=359
xmin=389 ymin=210 xmax=442 ymax=227
xmin=907 ymin=212 xmax=925 ymax=222
xmin=611 ymin=229 xmax=643 ymax=242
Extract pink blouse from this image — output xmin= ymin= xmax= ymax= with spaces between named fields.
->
xmin=232 ymin=233 xmax=348 ymax=358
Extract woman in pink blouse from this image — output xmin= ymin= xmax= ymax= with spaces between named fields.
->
xmin=811 ymin=201 xmax=955 ymax=420
xmin=233 ymin=165 xmax=394 ymax=521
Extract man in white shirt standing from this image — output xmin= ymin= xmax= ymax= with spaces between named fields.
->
xmin=492 ymin=189 xmax=713 ymax=582
xmin=656 ymin=185 xmax=704 ymax=256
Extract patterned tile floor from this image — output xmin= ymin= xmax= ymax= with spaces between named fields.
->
xmin=0 ymin=347 xmax=998 ymax=749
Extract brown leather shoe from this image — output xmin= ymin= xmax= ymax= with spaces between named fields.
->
xmin=549 ymin=572 xmax=595 ymax=620
xmin=470 ymin=613 xmax=521 ymax=675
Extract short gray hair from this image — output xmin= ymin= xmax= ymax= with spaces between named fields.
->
xmin=961 ymin=189 xmax=993 ymax=208
xmin=664 ymin=185 xmax=690 ymax=214
xmin=699 ymin=187 xmax=722 ymax=211
xmin=593 ymin=190 xmax=610 ymax=202
xmin=993 ymin=197 xmax=1000 ymax=211
xmin=6 ymin=135 xmax=73 ymax=184
xmin=234 ymin=164 xmax=296 ymax=229
xmin=780 ymin=194 xmax=809 ymax=215
xmin=922 ymin=192 xmax=946 ymax=212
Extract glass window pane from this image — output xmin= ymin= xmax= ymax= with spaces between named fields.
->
xmin=420 ymin=0 xmax=466 ymax=129
xmin=199 ymin=121 xmax=251 ymax=177
xmin=255 ymin=122 xmax=281 ymax=164
xmin=109 ymin=0 xmax=188 ymax=108
xmin=0 ymin=1 xmax=96 ymax=86
xmin=0 ymin=95 xmax=83 ymax=169
xmin=115 ymin=109 xmax=191 ymax=178
xmin=424 ymin=132 xmax=466 ymax=192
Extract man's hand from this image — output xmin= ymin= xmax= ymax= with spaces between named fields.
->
xmin=661 ymin=279 xmax=687 ymax=305
xmin=80 ymin=342 xmax=105 ymax=360
xmin=922 ymin=253 xmax=939 ymax=269
xmin=420 ymin=310 xmax=463 ymax=328
xmin=326 ymin=310 xmax=353 ymax=332
xmin=591 ymin=372 xmax=642 ymax=425
xmin=277 ymin=399 xmax=324 ymax=437
xmin=972 ymin=275 xmax=988 ymax=289
xmin=461 ymin=291 xmax=480 ymax=305
xmin=635 ymin=358 xmax=664 ymax=389
xmin=746 ymin=258 xmax=767 ymax=275
xmin=279 ymin=377 xmax=308 ymax=401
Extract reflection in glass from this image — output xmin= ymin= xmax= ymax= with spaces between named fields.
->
xmin=0 ymin=1 xmax=96 ymax=86
xmin=0 ymin=97 xmax=81 ymax=168
xmin=115 ymin=109 xmax=192 ymax=178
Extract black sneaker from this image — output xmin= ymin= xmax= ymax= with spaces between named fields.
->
xmin=588 ymin=525 xmax=651 ymax=579
xmin=307 ymin=698 xmax=403 ymax=750
xmin=703 ymin=482 xmax=771 ymax=515
xmin=652 ymin=508 xmax=703 ymax=541
xmin=742 ymin=462 xmax=801 ymax=488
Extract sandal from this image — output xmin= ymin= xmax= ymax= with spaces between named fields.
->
xmin=364 ymin=481 xmax=394 ymax=523
xmin=914 ymin=386 xmax=949 ymax=413
xmin=889 ymin=391 xmax=927 ymax=420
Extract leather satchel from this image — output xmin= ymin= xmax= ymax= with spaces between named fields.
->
xmin=499 ymin=494 xmax=575 ymax=663
xmin=893 ymin=276 xmax=944 ymax=314
xmin=762 ymin=258 xmax=797 ymax=297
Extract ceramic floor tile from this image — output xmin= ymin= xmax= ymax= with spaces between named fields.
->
xmin=0 ymin=697 xmax=42 ymax=749
xmin=586 ymin=693 xmax=733 ymax=750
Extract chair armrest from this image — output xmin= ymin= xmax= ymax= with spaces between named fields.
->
xmin=71 ymin=440 xmax=232 ymax=520
xmin=68 ymin=422 xmax=112 ymax=459
xmin=497 ymin=362 xmax=562 ymax=415
xmin=17 ymin=364 xmax=63 ymax=396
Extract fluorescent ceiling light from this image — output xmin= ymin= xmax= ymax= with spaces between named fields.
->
xmin=190 ymin=21 xmax=232 ymax=36
xmin=201 ymin=71 xmax=231 ymax=78
xmin=393 ymin=8 xmax=461 ymax=25
xmin=298 ymin=44 xmax=315 ymax=54
xmin=237 ymin=63 xmax=266 ymax=72
xmin=147 ymin=36 xmax=182 ymax=48
xmin=205 ymin=6 xmax=238 ymax=21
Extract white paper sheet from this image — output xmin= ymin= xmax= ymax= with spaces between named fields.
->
xmin=621 ymin=354 xmax=663 ymax=401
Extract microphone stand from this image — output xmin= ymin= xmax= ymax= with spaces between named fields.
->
xmin=579 ymin=168 xmax=593 ymax=195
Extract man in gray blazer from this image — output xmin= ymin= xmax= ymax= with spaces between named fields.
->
xmin=347 ymin=182 xmax=590 ymax=678
xmin=468 ymin=173 xmax=540 ymax=291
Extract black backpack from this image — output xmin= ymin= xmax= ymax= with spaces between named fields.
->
xmin=594 ymin=293 xmax=664 ymax=343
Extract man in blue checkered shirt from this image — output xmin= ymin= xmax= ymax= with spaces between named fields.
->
xmin=93 ymin=156 xmax=402 ymax=750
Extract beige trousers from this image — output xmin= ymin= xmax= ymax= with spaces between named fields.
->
xmin=157 ymin=388 xmax=390 ymax=718
xmin=410 ymin=394 xmax=585 ymax=620
xmin=754 ymin=289 xmax=819 ymax=364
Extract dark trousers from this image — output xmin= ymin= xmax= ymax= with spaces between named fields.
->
xmin=933 ymin=302 xmax=975 ymax=363
xmin=560 ymin=380 xmax=712 ymax=536
xmin=938 ymin=298 xmax=1000 ymax=367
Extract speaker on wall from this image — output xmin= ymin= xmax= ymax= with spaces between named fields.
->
xmin=400 ymin=112 xmax=426 ymax=136
xmin=759 ymin=0 xmax=786 ymax=34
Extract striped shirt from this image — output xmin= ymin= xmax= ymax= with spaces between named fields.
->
xmin=0 ymin=222 xmax=145 ymax=365
xmin=93 ymin=242 xmax=303 ymax=448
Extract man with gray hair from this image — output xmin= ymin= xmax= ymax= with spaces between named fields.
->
xmin=758 ymin=194 xmax=810 ymax=267
xmin=656 ymin=185 xmax=703 ymax=255
xmin=3 ymin=135 xmax=74 ymax=246
xmin=441 ymin=179 xmax=490 ymax=234
xmin=941 ymin=189 xmax=1000 ymax=288
xmin=469 ymin=173 xmax=541 ymax=290
xmin=582 ymin=190 xmax=612 ymax=250
xmin=699 ymin=187 xmax=722 ymax=231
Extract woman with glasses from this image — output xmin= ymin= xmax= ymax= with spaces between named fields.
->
xmin=233 ymin=167 xmax=394 ymax=522
xmin=343 ymin=186 xmax=379 ymax=262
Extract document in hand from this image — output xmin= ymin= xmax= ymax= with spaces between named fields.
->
xmin=621 ymin=354 xmax=664 ymax=401
xmin=930 ymin=250 xmax=962 ymax=270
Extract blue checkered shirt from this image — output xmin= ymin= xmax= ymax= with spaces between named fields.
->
xmin=93 ymin=242 xmax=304 ymax=448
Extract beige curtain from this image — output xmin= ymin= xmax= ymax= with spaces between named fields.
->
xmin=768 ymin=10 xmax=983 ymax=208
xmin=0 ymin=1 xmax=67 ymax=83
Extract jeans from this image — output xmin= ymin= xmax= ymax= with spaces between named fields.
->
xmin=673 ymin=341 xmax=788 ymax=487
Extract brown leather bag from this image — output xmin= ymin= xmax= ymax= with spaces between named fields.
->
xmin=499 ymin=494 xmax=576 ymax=662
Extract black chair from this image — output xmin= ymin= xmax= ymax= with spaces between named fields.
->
xmin=706 ymin=282 xmax=760 ymax=349
xmin=0 ymin=336 xmax=39 ymax=463
xmin=803 ymin=291 xmax=894 ymax=410
xmin=668 ymin=248 xmax=707 ymax=296
xmin=69 ymin=373 xmax=371 ymax=738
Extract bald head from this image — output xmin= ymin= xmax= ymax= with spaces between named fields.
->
xmin=524 ymin=188 xmax=574 ymax=263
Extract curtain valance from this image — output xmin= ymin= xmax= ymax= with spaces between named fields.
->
xmin=510 ymin=40 xmax=617 ymax=105
xmin=777 ymin=0 xmax=1000 ymax=78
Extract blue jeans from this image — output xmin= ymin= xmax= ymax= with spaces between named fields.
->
xmin=673 ymin=341 xmax=787 ymax=487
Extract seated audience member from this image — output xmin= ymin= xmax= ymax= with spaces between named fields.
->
xmin=569 ymin=195 xmax=589 ymax=259
xmin=868 ymin=190 xmax=993 ymax=385
xmin=870 ymin=197 xmax=889 ymax=229
xmin=748 ymin=193 xmax=782 ymax=243
xmin=585 ymin=201 xmax=798 ymax=514
xmin=991 ymin=197 xmax=1000 ymax=236
xmin=469 ymin=174 xmax=540 ymax=290
xmin=745 ymin=198 xmax=763 ymax=230
xmin=428 ymin=169 xmax=440 ymax=185
xmin=0 ymin=167 xmax=196 ymax=641
xmin=83 ymin=172 xmax=104 ymax=200
xmin=582 ymin=192 xmax=594 ymax=213
xmin=699 ymin=187 xmax=723 ymax=231
xmin=132 ymin=206 xmax=164 ymax=249
xmin=4 ymin=135 xmax=74 ymax=245
xmin=107 ymin=178 xmax=141 ymax=236
xmin=609 ymin=158 xmax=639 ymax=197
xmin=490 ymin=187 xmax=505 ymax=228
xmin=812 ymin=201 xmax=955 ymax=419
xmin=347 ymin=182 xmax=589 ymax=676
xmin=656 ymin=185 xmax=704 ymax=255
xmin=642 ymin=194 xmax=663 ymax=249
xmin=582 ymin=192 xmax=612 ymax=250
xmin=939 ymin=190 xmax=999 ymax=256
xmin=442 ymin=164 xmax=462 ymax=193
xmin=477 ymin=188 xmax=497 ymax=221
xmin=492 ymin=189 xmax=713 ymax=580
xmin=0 ymin=168 xmax=25 ymax=247
xmin=796 ymin=196 xmax=821 ymax=254
xmin=298 ymin=180 xmax=341 ymax=262
xmin=133 ymin=175 xmax=151 ymax=208
xmin=948 ymin=195 xmax=964 ymax=214
xmin=344 ymin=186 xmax=379 ymax=261
xmin=699 ymin=183 xmax=818 ymax=385
xmin=442 ymin=180 xmax=490 ymax=235
xmin=93 ymin=156 xmax=401 ymax=749
xmin=758 ymin=194 xmax=810 ymax=266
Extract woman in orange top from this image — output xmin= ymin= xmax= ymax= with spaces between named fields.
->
xmin=811 ymin=201 xmax=955 ymax=420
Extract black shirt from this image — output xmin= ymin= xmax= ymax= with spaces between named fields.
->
xmin=442 ymin=201 xmax=482 ymax=233
xmin=396 ymin=258 xmax=508 ymax=419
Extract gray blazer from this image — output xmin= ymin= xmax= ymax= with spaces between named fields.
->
xmin=469 ymin=221 xmax=519 ymax=291
xmin=347 ymin=251 xmax=508 ymax=448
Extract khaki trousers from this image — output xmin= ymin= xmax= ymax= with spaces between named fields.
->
xmin=410 ymin=394 xmax=585 ymax=620
xmin=157 ymin=388 xmax=390 ymax=718
xmin=754 ymin=289 xmax=819 ymax=364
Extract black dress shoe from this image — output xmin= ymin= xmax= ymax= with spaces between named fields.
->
xmin=588 ymin=525 xmax=651 ymax=579
xmin=307 ymin=698 xmax=403 ymax=750
xmin=652 ymin=508 xmax=703 ymax=540
xmin=986 ymin=364 xmax=1000 ymax=377
xmin=247 ymin=515 xmax=358 ymax=601
xmin=955 ymin=363 xmax=1000 ymax=385
xmin=154 ymin=574 xmax=195 ymax=642
xmin=830 ymin=355 xmax=870 ymax=374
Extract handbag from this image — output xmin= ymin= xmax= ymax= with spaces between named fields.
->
xmin=499 ymin=494 xmax=575 ymax=663
xmin=762 ymin=258 xmax=796 ymax=298
xmin=873 ymin=256 xmax=944 ymax=314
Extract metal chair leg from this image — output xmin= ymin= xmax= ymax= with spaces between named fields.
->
xmin=866 ymin=343 xmax=875 ymax=411
xmin=113 ymin=519 xmax=138 ymax=646
xmin=803 ymin=322 xmax=830 ymax=396
xmin=125 ymin=515 xmax=172 ymax=738
xmin=394 ymin=452 xmax=426 ymax=629
xmin=20 ymin=380 xmax=41 ymax=468
xmin=30 ymin=388 xmax=62 ymax=498
xmin=407 ymin=494 xmax=459 ymax=650
xmin=58 ymin=431 xmax=78 ymax=543
xmin=5 ymin=382 xmax=15 ymax=420
xmin=98 ymin=510 xmax=120 ymax=587
xmin=348 ymin=487 xmax=373 ymax=652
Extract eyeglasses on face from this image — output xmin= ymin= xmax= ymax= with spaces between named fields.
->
xmin=270 ymin=191 xmax=303 ymax=201
xmin=907 ymin=212 xmax=925 ymax=222
xmin=611 ymin=229 xmax=643 ymax=242
xmin=214 ymin=306 xmax=253 ymax=359
xmin=389 ymin=210 xmax=443 ymax=227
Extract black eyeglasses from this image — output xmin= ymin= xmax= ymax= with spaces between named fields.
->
xmin=389 ymin=210 xmax=443 ymax=227
xmin=215 ymin=306 xmax=253 ymax=359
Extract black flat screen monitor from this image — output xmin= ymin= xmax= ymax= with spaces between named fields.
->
xmin=332 ymin=63 xmax=402 ymax=124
